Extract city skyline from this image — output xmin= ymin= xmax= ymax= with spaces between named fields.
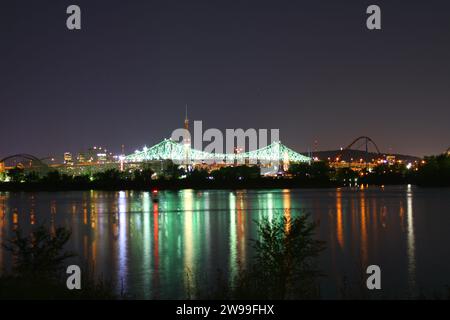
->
xmin=1 ymin=0 xmax=450 ymax=158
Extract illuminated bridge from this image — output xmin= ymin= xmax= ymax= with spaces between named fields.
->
xmin=125 ymin=139 xmax=311 ymax=164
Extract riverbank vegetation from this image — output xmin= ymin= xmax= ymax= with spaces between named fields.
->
xmin=0 ymin=225 xmax=117 ymax=299
xmin=187 ymin=215 xmax=326 ymax=299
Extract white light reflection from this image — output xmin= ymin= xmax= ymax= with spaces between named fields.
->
xmin=229 ymin=192 xmax=237 ymax=284
xmin=267 ymin=193 xmax=274 ymax=222
xmin=406 ymin=184 xmax=417 ymax=296
xmin=183 ymin=190 xmax=194 ymax=288
xmin=142 ymin=192 xmax=151 ymax=297
xmin=118 ymin=191 xmax=128 ymax=292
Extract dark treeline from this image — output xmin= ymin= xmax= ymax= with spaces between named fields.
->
xmin=0 ymin=162 xmax=338 ymax=191
xmin=0 ymin=153 xmax=449 ymax=191
xmin=414 ymin=154 xmax=450 ymax=186
xmin=359 ymin=154 xmax=450 ymax=187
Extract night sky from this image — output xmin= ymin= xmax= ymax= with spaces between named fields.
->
xmin=1 ymin=0 xmax=450 ymax=158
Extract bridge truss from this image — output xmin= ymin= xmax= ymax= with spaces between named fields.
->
xmin=125 ymin=139 xmax=311 ymax=164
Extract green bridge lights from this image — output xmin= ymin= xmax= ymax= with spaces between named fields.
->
xmin=124 ymin=139 xmax=311 ymax=164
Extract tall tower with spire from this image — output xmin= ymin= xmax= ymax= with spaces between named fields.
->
xmin=183 ymin=104 xmax=191 ymax=168
xmin=184 ymin=104 xmax=189 ymax=131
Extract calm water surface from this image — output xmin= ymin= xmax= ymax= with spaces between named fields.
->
xmin=1 ymin=186 xmax=450 ymax=299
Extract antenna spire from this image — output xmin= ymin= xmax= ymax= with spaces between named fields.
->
xmin=184 ymin=104 xmax=189 ymax=131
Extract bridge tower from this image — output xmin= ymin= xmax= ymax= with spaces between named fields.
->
xmin=274 ymin=141 xmax=285 ymax=174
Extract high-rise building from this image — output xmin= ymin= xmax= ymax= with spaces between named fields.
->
xmin=77 ymin=152 xmax=86 ymax=163
xmin=73 ymin=146 xmax=118 ymax=165
xmin=96 ymin=150 xmax=107 ymax=163
xmin=76 ymin=146 xmax=115 ymax=164
xmin=64 ymin=152 xmax=73 ymax=165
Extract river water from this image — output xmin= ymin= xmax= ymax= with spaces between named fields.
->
xmin=1 ymin=186 xmax=449 ymax=299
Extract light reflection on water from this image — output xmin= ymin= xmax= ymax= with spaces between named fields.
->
xmin=0 ymin=186 xmax=450 ymax=299
xmin=406 ymin=185 xmax=417 ymax=297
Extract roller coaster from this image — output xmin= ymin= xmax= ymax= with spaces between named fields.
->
xmin=333 ymin=136 xmax=383 ymax=162
xmin=343 ymin=136 xmax=381 ymax=155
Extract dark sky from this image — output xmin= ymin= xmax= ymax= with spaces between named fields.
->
xmin=1 ymin=0 xmax=450 ymax=158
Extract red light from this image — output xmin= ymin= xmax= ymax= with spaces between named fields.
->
xmin=152 ymin=189 xmax=158 ymax=194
